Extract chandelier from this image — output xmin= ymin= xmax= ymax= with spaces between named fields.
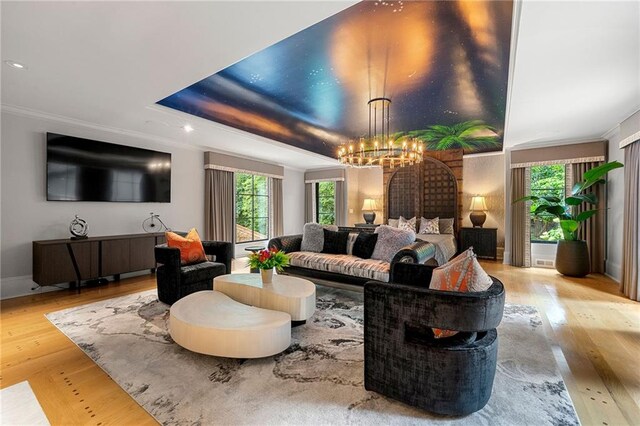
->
xmin=337 ymin=97 xmax=423 ymax=168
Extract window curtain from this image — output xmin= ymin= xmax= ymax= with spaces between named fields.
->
xmin=270 ymin=178 xmax=284 ymax=238
xmin=621 ymin=141 xmax=639 ymax=301
xmin=335 ymin=180 xmax=345 ymax=226
xmin=510 ymin=167 xmax=531 ymax=267
xmin=304 ymin=183 xmax=314 ymax=223
xmin=571 ymin=161 xmax=605 ymax=273
xmin=205 ymin=169 xmax=234 ymax=242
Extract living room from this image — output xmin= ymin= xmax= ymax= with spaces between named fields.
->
xmin=1 ymin=1 xmax=639 ymax=425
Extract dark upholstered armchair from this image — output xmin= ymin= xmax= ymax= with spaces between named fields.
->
xmin=155 ymin=241 xmax=233 ymax=305
xmin=364 ymin=262 xmax=506 ymax=416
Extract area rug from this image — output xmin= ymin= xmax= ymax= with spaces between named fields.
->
xmin=46 ymin=287 xmax=579 ymax=425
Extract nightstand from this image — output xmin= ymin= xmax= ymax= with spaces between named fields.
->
xmin=460 ymin=227 xmax=497 ymax=260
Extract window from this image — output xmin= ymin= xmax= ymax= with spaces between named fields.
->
xmin=315 ymin=181 xmax=336 ymax=225
xmin=235 ymin=173 xmax=269 ymax=243
xmin=530 ymin=164 xmax=565 ymax=242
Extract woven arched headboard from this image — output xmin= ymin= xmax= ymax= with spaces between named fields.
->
xmin=385 ymin=157 xmax=459 ymax=233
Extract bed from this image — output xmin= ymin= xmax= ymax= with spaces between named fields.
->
xmin=384 ymin=154 xmax=462 ymax=266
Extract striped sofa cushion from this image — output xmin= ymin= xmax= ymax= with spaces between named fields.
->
xmin=288 ymin=252 xmax=390 ymax=282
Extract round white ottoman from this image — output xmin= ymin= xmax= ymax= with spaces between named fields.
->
xmin=169 ymin=290 xmax=291 ymax=358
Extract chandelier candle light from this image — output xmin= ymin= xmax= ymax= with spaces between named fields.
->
xmin=469 ymin=195 xmax=488 ymax=228
xmin=338 ymin=97 xmax=423 ymax=168
xmin=361 ymin=198 xmax=380 ymax=224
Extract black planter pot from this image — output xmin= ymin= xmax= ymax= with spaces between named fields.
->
xmin=555 ymin=240 xmax=590 ymax=277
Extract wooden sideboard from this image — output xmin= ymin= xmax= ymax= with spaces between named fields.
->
xmin=33 ymin=233 xmax=166 ymax=287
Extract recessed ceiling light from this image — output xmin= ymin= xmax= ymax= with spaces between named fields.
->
xmin=183 ymin=124 xmax=194 ymax=133
xmin=4 ymin=60 xmax=27 ymax=70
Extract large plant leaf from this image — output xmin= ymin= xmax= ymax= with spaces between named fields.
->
xmin=513 ymin=195 xmax=540 ymax=204
xmin=576 ymin=209 xmax=599 ymax=222
xmin=565 ymin=193 xmax=598 ymax=205
xmin=559 ymin=220 xmax=579 ymax=240
xmin=582 ymin=161 xmax=624 ymax=182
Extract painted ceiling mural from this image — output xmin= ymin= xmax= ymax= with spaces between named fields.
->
xmin=158 ymin=0 xmax=513 ymax=157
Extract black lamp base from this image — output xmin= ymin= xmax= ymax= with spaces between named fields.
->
xmin=363 ymin=211 xmax=376 ymax=224
xmin=470 ymin=211 xmax=486 ymax=228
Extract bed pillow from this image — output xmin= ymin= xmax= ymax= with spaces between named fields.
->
xmin=301 ymin=223 xmax=338 ymax=252
xmin=438 ymin=218 xmax=455 ymax=235
xmin=398 ymin=216 xmax=417 ymax=232
xmin=352 ymin=232 xmax=379 ymax=259
xmin=428 ymin=251 xmax=493 ymax=338
xmin=388 ymin=218 xmax=399 ymax=228
xmin=321 ymin=229 xmax=350 ymax=254
xmin=419 ymin=217 xmax=440 ymax=234
xmin=165 ymin=228 xmax=207 ymax=265
xmin=371 ymin=225 xmax=416 ymax=263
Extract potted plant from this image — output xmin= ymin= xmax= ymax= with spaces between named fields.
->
xmin=248 ymin=248 xmax=290 ymax=284
xmin=514 ymin=161 xmax=623 ymax=277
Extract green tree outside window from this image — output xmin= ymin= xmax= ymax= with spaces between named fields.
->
xmin=316 ymin=181 xmax=335 ymax=225
xmin=235 ymin=173 xmax=269 ymax=243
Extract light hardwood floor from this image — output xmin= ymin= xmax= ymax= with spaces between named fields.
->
xmin=1 ymin=263 xmax=639 ymax=425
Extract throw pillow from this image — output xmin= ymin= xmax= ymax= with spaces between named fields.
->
xmin=371 ymin=225 xmax=416 ymax=263
xmin=398 ymin=216 xmax=417 ymax=232
xmin=301 ymin=223 xmax=338 ymax=252
xmin=419 ymin=217 xmax=440 ymax=234
xmin=165 ymin=228 xmax=207 ymax=265
xmin=346 ymin=232 xmax=359 ymax=255
xmin=321 ymin=229 xmax=350 ymax=254
xmin=438 ymin=218 xmax=455 ymax=235
xmin=387 ymin=218 xmax=399 ymax=228
xmin=352 ymin=232 xmax=379 ymax=259
xmin=428 ymin=252 xmax=493 ymax=338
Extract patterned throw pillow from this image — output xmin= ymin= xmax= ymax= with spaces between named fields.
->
xmin=419 ymin=217 xmax=440 ymax=234
xmin=346 ymin=232 xmax=359 ymax=255
xmin=165 ymin=228 xmax=207 ymax=265
xmin=398 ymin=216 xmax=417 ymax=232
xmin=301 ymin=223 xmax=338 ymax=252
xmin=387 ymin=218 xmax=399 ymax=228
xmin=371 ymin=225 xmax=416 ymax=263
xmin=428 ymin=249 xmax=493 ymax=338
xmin=438 ymin=218 xmax=455 ymax=235
xmin=321 ymin=229 xmax=350 ymax=254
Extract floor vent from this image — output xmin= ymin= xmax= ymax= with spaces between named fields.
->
xmin=534 ymin=258 xmax=555 ymax=268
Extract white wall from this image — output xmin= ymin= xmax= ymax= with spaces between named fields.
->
xmin=282 ymin=168 xmax=305 ymax=235
xmin=344 ymin=167 xmax=383 ymax=226
xmin=605 ymin=127 xmax=625 ymax=282
xmin=0 ymin=111 xmax=206 ymax=298
xmin=462 ymin=153 xmax=506 ymax=258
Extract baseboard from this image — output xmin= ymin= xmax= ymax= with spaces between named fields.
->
xmin=605 ymin=261 xmax=622 ymax=283
xmin=0 ymin=275 xmax=65 ymax=300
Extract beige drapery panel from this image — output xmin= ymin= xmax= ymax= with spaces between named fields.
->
xmin=270 ymin=178 xmax=284 ymax=237
xmin=621 ymin=141 xmax=639 ymax=301
xmin=205 ymin=169 xmax=234 ymax=242
xmin=510 ymin=167 xmax=531 ymax=267
xmin=304 ymin=183 xmax=314 ymax=223
xmin=335 ymin=180 xmax=346 ymax=226
xmin=571 ymin=161 xmax=605 ymax=273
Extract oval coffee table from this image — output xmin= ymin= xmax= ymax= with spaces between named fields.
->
xmin=169 ymin=290 xmax=291 ymax=358
xmin=214 ymin=273 xmax=316 ymax=322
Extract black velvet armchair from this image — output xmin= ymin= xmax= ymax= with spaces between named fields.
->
xmin=364 ymin=262 xmax=506 ymax=416
xmin=155 ymin=241 xmax=233 ymax=305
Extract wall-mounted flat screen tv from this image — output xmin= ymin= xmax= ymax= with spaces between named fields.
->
xmin=47 ymin=133 xmax=171 ymax=202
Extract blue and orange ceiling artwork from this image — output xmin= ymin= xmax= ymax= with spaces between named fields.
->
xmin=158 ymin=0 xmax=513 ymax=157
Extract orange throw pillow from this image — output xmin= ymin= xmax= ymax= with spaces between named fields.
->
xmin=428 ymin=251 xmax=493 ymax=338
xmin=165 ymin=228 xmax=207 ymax=265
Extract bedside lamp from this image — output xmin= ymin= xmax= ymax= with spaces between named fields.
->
xmin=361 ymin=198 xmax=380 ymax=224
xmin=469 ymin=195 xmax=488 ymax=228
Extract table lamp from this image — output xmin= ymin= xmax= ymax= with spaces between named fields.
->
xmin=361 ymin=198 xmax=380 ymax=224
xmin=469 ymin=195 xmax=488 ymax=228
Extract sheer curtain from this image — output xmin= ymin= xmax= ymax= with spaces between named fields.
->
xmin=621 ymin=141 xmax=639 ymax=301
xmin=571 ymin=161 xmax=605 ymax=273
xmin=510 ymin=167 xmax=531 ymax=267
xmin=270 ymin=178 xmax=284 ymax=237
xmin=205 ymin=169 xmax=234 ymax=242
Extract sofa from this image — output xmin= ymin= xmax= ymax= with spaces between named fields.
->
xmin=268 ymin=232 xmax=434 ymax=287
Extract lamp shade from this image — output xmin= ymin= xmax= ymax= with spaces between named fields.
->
xmin=362 ymin=198 xmax=380 ymax=211
xmin=469 ymin=196 xmax=488 ymax=211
